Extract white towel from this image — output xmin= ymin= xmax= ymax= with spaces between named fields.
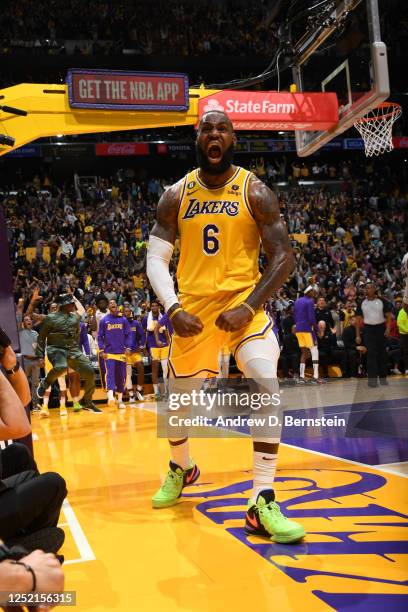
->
xmin=147 ymin=311 xmax=156 ymax=331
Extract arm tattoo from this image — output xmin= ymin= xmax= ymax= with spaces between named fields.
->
xmin=245 ymin=175 xmax=295 ymax=311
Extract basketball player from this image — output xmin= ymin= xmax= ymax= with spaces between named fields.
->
xmin=123 ymin=305 xmax=146 ymax=402
xmin=146 ymin=110 xmax=305 ymax=543
xmin=293 ymin=286 xmax=324 ymax=384
xmin=98 ymin=299 xmax=132 ymax=409
xmin=142 ymin=302 xmax=170 ymax=400
xmin=155 ymin=311 xmax=173 ymax=398
xmin=93 ymin=295 xmax=109 ymax=390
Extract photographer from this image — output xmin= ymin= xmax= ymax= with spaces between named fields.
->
xmin=0 ymin=339 xmax=67 ymax=551
xmin=0 ymin=547 xmax=64 ymax=609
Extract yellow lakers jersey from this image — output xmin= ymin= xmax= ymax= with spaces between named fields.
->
xmin=177 ymin=166 xmax=261 ymax=297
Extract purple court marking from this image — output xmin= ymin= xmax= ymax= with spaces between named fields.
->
xmin=185 ymin=473 xmax=408 ymax=611
xmin=211 ymin=395 xmax=408 ymax=465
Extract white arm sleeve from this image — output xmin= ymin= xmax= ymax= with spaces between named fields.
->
xmin=146 ymin=235 xmax=178 ymax=312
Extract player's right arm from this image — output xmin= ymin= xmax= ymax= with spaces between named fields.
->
xmin=147 ymin=182 xmax=203 ymax=337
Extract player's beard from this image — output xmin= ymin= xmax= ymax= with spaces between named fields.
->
xmin=196 ymin=142 xmax=235 ymax=175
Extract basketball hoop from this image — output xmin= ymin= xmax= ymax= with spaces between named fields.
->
xmin=354 ymin=102 xmax=402 ymax=157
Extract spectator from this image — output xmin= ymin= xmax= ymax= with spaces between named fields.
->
xmin=280 ymin=325 xmax=301 ymax=380
xmin=17 ymin=311 xmax=43 ymax=410
xmin=342 ymin=315 xmax=367 ymax=377
xmin=315 ymin=296 xmax=336 ymax=334
xmin=316 ymin=320 xmax=347 ymax=377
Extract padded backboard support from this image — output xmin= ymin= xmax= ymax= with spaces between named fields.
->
xmin=293 ymin=0 xmax=389 ymax=156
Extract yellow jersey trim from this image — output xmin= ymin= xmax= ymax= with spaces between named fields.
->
xmin=243 ymin=171 xmax=255 ymax=220
xmin=195 ymin=166 xmax=241 ymax=191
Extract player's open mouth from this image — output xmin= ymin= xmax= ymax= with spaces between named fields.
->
xmin=208 ymin=143 xmax=222 ymax=160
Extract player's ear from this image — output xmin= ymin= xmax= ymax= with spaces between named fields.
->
xmin=232 ymin=133 xmax=237 ymax=147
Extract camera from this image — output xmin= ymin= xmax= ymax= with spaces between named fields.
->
xmin=0 ymin=326 xmax=11 ymax=350
xmin=0 ymin=326 xmax=11 ymax=360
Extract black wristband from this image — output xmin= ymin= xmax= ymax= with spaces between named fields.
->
xmin=4 ymin=362 xmax=20 ymax=376
xmin=167 ymin=303 xmax=181 ymax=316
xmin=11 ymin=560 xmax=36 ymax=591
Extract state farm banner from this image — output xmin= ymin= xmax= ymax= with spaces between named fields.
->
xmin=67 ymin=69 xmax=189 ymax=111
xmin=198 ymin=91 xmax=338 ymax=130
xmin=393 ymin=136 xmax=408 ymax=148
xmin=95 ymin=143 xmax=150 ymax=156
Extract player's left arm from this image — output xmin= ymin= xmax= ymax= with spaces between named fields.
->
xmin=216 ymin=176 xmax=294 ymax=332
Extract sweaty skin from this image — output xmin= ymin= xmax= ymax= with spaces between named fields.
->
xmin=150 ymin=111 xmax=294 ymax=337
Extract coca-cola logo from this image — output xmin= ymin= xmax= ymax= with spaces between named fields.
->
xmin=106 ymin=144 xmax=137 ymax=155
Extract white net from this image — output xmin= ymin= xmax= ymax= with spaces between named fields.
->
xmin=354 ymin=103 xmax=402 ymax=157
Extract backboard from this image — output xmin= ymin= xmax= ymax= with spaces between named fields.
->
xmin=292 ymin=0 xmax=389 ymax=156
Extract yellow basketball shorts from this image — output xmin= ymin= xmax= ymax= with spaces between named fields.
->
xmin=126 ymin=352 xmax=143 ymax=366
xmin=150 ymin=346 xmax=170 ymax=361
xmin=295 ymin=332 xmax=315 ymax=349
xmin=169 ymin=288 xmax=273 ymax=377
xmin=45 ymin=354 xmax=52 ymax=374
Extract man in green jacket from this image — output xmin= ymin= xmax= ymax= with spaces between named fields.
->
xmin=36 ymin=294 xmax=98 ymax=412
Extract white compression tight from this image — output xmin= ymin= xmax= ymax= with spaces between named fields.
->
xmin=236 ymin=331 xmax=282 ymax=502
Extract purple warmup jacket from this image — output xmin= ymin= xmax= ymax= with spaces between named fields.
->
xmin=294 ymin=296 xmax=316 ymax=333
xmin=79 ymin=321 xmax=90 ymax=355
xmin=98 ymin=314 xmax=132 ymax=354
xmin=142 ymin=313 xmax=167 ymax=349
xmin=126 ymin=318 xmax=146 ymax=351
xmin=158 ymin=313 xmax=174 ymax=337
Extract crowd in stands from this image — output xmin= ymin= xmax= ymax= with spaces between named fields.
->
xmin=2 ymin=154 xmax=408 ymax=379
xmin=0 ymin=0 xmax=275 ymax=56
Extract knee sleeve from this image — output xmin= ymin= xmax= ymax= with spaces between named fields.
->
xmin=237 ymin=330 xmax=280 ymax=378
xmin=310 ymin=345 xmax=319 ymax=361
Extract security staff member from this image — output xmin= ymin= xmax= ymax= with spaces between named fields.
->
xmin=356 ymin=282 xmax=392 ymax=387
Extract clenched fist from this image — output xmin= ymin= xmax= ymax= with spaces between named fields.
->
xmin=215 ymin=305 xmax=253 ymax=332
xmin=171 ymin=310 xmax=204 ymax=337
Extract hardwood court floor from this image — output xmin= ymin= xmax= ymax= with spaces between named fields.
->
xmin=32 ymin=385 xmax=408 ymax=611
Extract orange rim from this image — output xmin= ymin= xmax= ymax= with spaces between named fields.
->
xmin=355 ymin=102 xmax=402 ymax=124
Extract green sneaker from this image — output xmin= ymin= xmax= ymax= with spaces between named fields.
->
xmin=152 ymin=461 xmax=200 ymax=509
xmin=245 ymin=490 xmax=305 ymax=543
xmin=73 ymin=401 xmax=82 ymax=412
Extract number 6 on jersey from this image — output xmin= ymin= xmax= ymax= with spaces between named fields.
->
xmin=203 ymin=224 xmax=220 ymax=255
